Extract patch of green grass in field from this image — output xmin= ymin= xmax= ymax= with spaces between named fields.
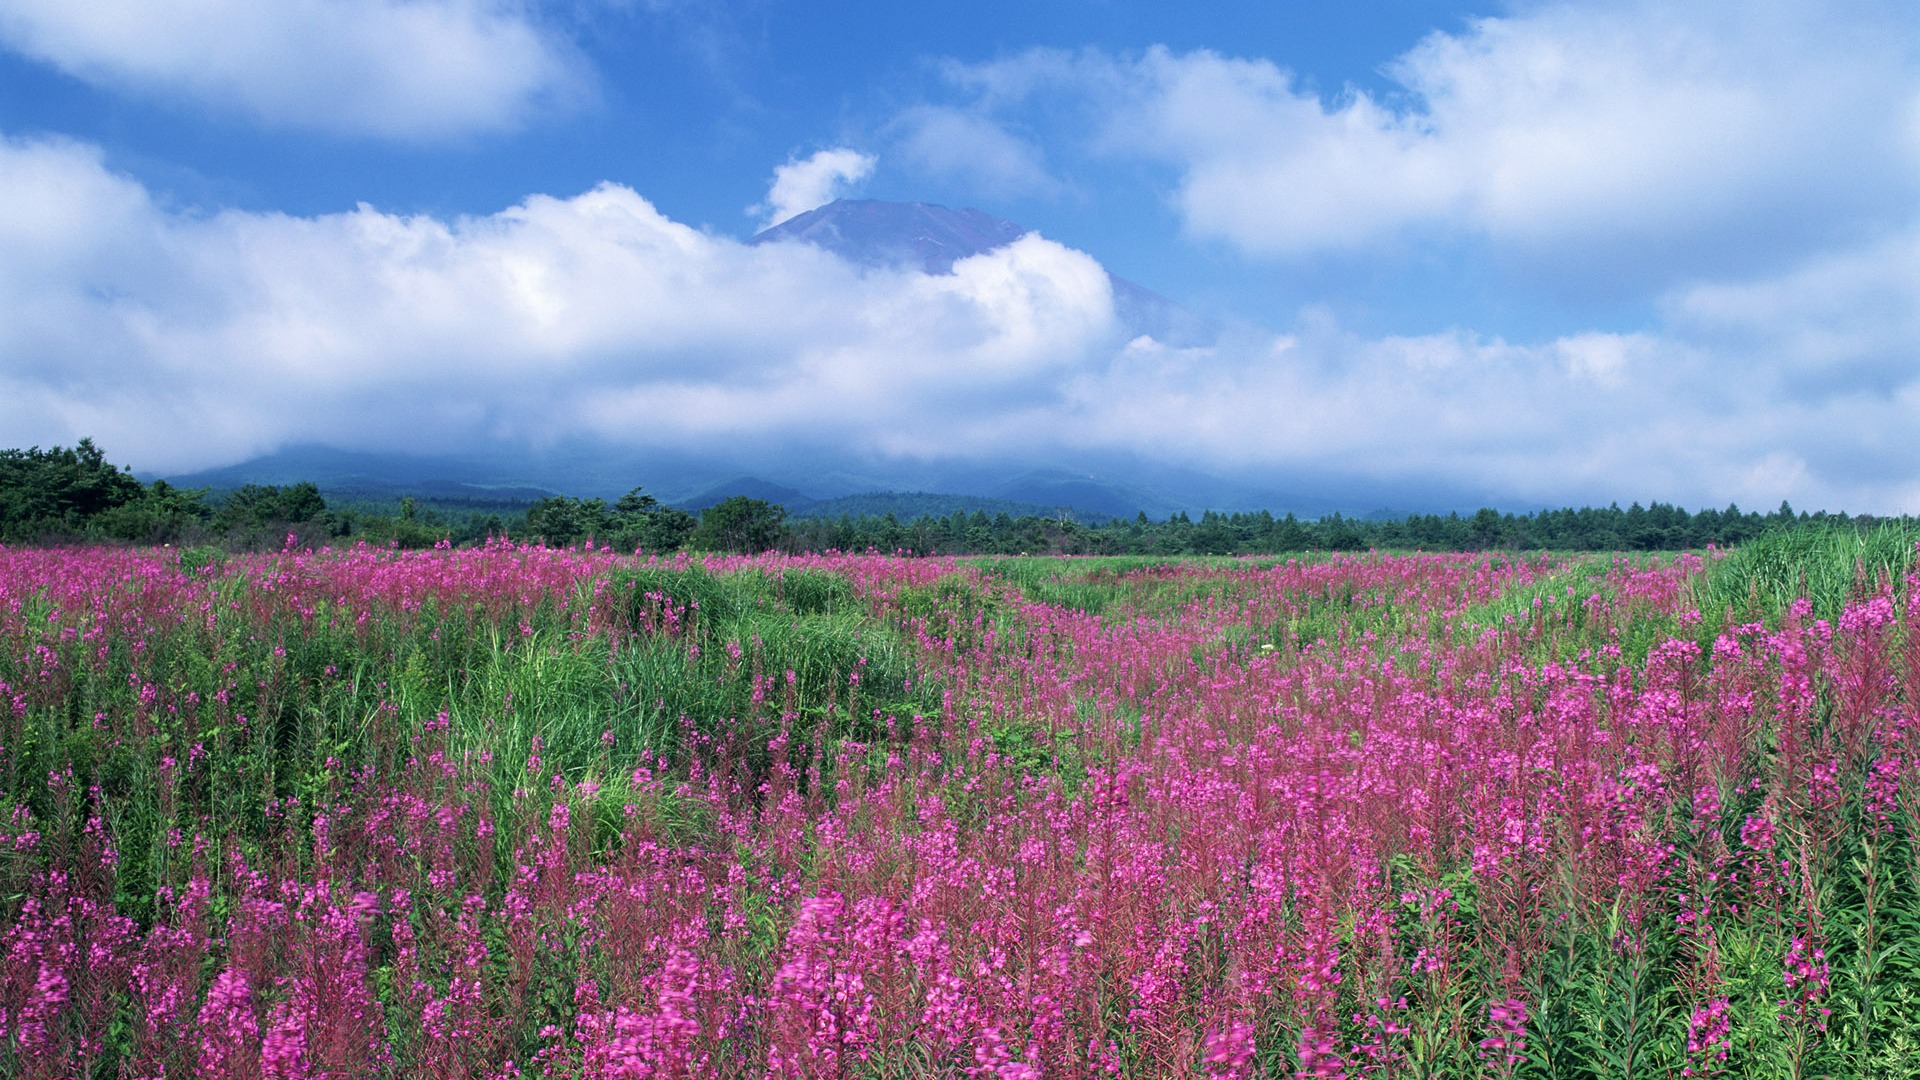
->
xmin=971 ymin=555 xmax=1135 ymax=616
xmin=890 ymin=572 xmax=1003 ymax=645
xmin=1695 ymin=521 xmax=1919 ymax=628
xmin=1440 ymin=554 xmax=1621 ymax=663
xmin=971 ymin=553 xmax=1333 ymax=620
xmin=451 ymin=564 xmax=941 ymax=802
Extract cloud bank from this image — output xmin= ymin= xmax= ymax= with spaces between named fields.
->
xmin=0 ymin=0 xmax=584 ymax=139
xmin=933 ymin=0 xmax=1920 ymax=290
xmin=0 ymin=134 xmax=1116 ymax=470
xmin=3 ymin=131 xmax=1917 ymax=512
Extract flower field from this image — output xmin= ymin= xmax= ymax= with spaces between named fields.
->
xmin=3 ymin=533 xmax=1919 ymax=1077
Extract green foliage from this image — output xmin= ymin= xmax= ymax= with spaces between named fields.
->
xmin=90 ymin=479 xmax=213 ymax=543
xmin=609 ymin=562 xmax=758 ymax=624
xmin=1563 ymin=941 xmax=1684 ymax=1078
xmin=323 ymin=492 xmax=525 ymax=547
xmin=0 ymin=438 xmax=204 ymax=542
xmin=1442 ymin=555 xmax=1614 ymax=655
xmin=522 ymin=487 xmax=697 ymax=551
xmin=532 ymin=563 xmax=941 ymax=777
xmin=1696 ymin=520 xmax=1920 ymax=626
xmin=983 ymin=714 xmax=1093 ymax=795
xmin=175 ymin=544 xmax=227 ymax=577
xmin=345 ymin=513 xmax=449 ymax=549
xmin=211 ymin=481 xmax=328 ymax=532
xmin=631 ymin=504 xmax=698 ymax=553
xmin=892 ymin=573 xmax=1003 ymax=650
xmin=976 ymin=556 xmax=1126 ymax=616
xmin=0 ymin=437 xmax=144 ymax=527
xmin=525 ymin=493 xmax=606 ymax=546
xmin=692 ymin=495 xmax=788 ymax=553
xmin=781 ymin=499 xmax=1854 ymax=556
xmin=1820 ymin=820 xmax=1920 ymax=1080
xmin=773 ymin=567 xmax=857 ymax=614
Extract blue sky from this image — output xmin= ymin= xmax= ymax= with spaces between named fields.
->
xmin=1 ymin=0 xmax=1916 ymax=511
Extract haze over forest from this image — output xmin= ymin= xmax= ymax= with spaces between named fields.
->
xmin=0 ymin=1 xmax=1915 ymax=515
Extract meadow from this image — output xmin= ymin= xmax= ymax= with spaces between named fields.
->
xmin=2 ymin=529 xmax=1918 ymax=1078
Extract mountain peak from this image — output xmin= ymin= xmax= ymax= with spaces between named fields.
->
xmin=748 ymin=198 xmax=1213 ymax=345
xmin=749 ymin=198 xmax=1029 ymax=274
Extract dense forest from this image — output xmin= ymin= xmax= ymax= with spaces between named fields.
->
xmin=0 ymin=439 xmax=1905 ymax=554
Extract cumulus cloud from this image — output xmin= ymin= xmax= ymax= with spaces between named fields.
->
xmin=890 ymin=106 xmax=1063 ymax=201
xmin=938 ymin=1 xmax=1920 ymax=287
xmin=0 ymin=133 xmax=1115 ymax=472
xmin=0 ymin=0 xmax=585 ymax=139
xmin=754 ymin=148 xmax=877 ymax=228
xmin=1668 ymin=229 xmax=1920 ymax=399
xmin=4 ymin=130 xmax=1919 ymax=512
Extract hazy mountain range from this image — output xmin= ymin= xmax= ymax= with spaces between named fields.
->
xmin=161 ymin=441 xmax=1496 ymax=523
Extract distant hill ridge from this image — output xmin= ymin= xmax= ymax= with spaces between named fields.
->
xmin=162 ymin=444 xmax=1418 ymax=523
xmin=164 ymin=452 xmax=1118 ymax=522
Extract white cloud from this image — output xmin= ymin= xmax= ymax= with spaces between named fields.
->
xmin=753 ymin=148 xmax=877 ymax=229
xmin=1668 ymin=229 xmax=1920 ymax=394
xmin=890 ymin=106 xmax=1063 ymax=200
xmin=4 ymin=130 xmax=1919 ymax=513
xmin=940 ymin=1 xmax=1920 ymax=287
xmin=0 ymin=0 xmax=584 ymax=139
xmin=0 ymin=133 xmax=1116 ymax=471
xmin=1050 ymin=216 xmax=1920 ymax=511
xmin=1553 ymin=332 xmax=1651 ymax=389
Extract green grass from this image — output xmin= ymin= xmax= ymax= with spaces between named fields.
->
xmin=1696 ymin=521 xmax=1919 ymax=627
xmin=970 ymin=553 xmax=1333 ymax=621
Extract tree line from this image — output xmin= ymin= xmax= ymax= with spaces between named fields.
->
xmin=781 ymin=501 xmax=1878 ymax=555
xmin=0 ymin=439 xmax=790 ymax=552
xmin=0 ymin=440 xmax=327 ymax=547
xmin=0 ymin=439 xmax=1903 ymax=554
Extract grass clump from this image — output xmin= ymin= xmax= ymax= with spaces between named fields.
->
xmin=1698 ymin=521 xmax=1919 ymax=626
